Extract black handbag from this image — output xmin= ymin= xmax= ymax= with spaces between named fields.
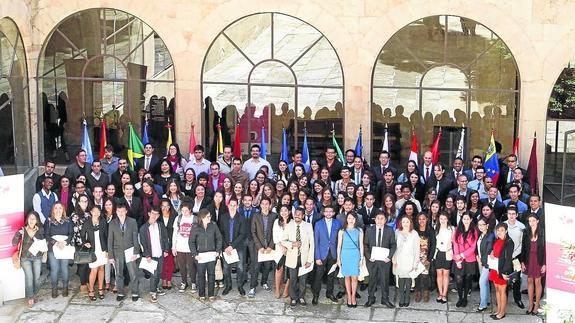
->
xmin=74 ymin=247 xmax=96 ymax=264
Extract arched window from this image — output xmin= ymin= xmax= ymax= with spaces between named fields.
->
xmin=202 ymin=13 xmax=344 ymax=163
xmin=0 ymin=18 xmax=32 ymax=173
xmin=372 ymin=15 xmax=519 ymax=165
xmin=38 ymin=8 xmax=175 ymax=162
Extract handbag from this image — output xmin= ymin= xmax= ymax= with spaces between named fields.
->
xmin=12 ymin=231 xmax=23 ymax=269
xmin=344 ymin=229 xmax=369 ymax=281
xmin=215 ymin=257 xmax=223 ymax=281
xmin=74 ymin=247 xmax=97 ymax=264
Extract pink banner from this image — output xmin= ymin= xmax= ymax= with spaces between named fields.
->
xmin=0 ymin=211 xmax=24 ymax=259
xmin=546 ymin=241 xmax=575 ymax=293
xmin=0 ymin=174 xmax=25 ymax=260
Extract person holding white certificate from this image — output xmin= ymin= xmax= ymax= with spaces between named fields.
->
xmin=189 ymin=209 xmax=222 ymax=301
xmin=272 ymin=205 xmax=292 ymax=299
xmin=248 ymin=197 xmax=277 ymax=298
xmin=44 ymin=202 xmax=74 ymax=299
xmin=312 ymin=205 xmax=341 ymax=305
xmin=219 ymin=198 xmax=247 ymax=296
xmin=80 ymin=205 xmax=109 ymax=301
xmin=363 ymin=211 xmax=396 ymax=308
xmin=392 ymin=215 xmax=420 ymax=308
xmin=281 ymin=207 xmax=314 ymax=307
xmin=139 ymin=206 xmax=170 ymax=303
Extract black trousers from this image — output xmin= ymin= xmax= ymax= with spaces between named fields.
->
xmin=239 ymin=240 xmax=258 ymax=288
xmin=77 ymin=263 xmax=90 ymax=285
xmin=196 ymin=261 xmax=216 ymax=297
xmin=398 ymin=278 xmax=412 ymax=304
xmin=223 ymin=248 xmax=245 ymax=288
xmin=313 ymin=253 xmax=337 ymax=297
xmin=367 ymin=260 xmax=392 ymax=301
xmin=289 ymin=265 xmax=307 ymax=300
xmin=253 ymin=260 xmax=273 ymax=289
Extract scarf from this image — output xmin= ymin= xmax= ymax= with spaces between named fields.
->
xmin=143 ymin=191 xmax=160 ymax=222
xmin=167 ymin=155 xmax=179 ymax=173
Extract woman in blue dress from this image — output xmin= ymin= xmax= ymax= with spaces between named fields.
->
xmin=337 ymin=212 xmax=364 ymax=307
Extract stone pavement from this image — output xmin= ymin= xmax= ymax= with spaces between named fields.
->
xmin=1 ymin=273 xmax=546 ymax=322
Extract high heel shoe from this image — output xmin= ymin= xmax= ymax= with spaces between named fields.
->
xmin=88 ymin=290 xmax=97 ymax=301
xmin=98 ymin=289 xmax=105 ymax=300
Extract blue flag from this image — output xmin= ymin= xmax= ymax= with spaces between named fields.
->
xmin=81 ymin=119 xmax=94 ymax=164
xmin=280 ymin=127 xmax=289 ymax=162
xmin=142 ymin=121 xmax=149 ymax=145
xmin=302 ymin=128 xmax=310 ymax=167
xmin=260 ymin=127 xmax=267 ymax=159
xmin=484 ymin=131 xmax=500 ymax=184
xmin=354 ymin=128 xmax=363 ymax=157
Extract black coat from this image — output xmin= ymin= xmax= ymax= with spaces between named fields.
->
xmin=36 ymin=173 xmax=61 ymax=192
xmin=425 ymin=176 xmax=455 ymax=204
xmin=496 ymin=237 xmax=515 ymax=278
xmin=189 ymin=222 xmax=223 ymax=256
xmin=80 ymin=216 xmax=108 ymax=252
xmin=478 ymin=232 xmax=495 ymax=268
xmin=218 ymin=213 xmax=247 ymax=250
xmin=520 ymin=229 xmax=545 ymax=270
xmin=357 ymin=206 xmax=377 ymax=227
xmin=119 ymin=197 xmax=144 ymax=228
xmin=363 ymin=225 xmax=396 ymax=260
xmin=139 ymin=221 xmax=170 ymax=257
xmin=159 ymin=214 xmax=176 ymax=248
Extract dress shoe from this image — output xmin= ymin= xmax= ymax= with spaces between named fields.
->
xmin=327 ymin=294 xmax=339 ymax=303
xmin=312 ymin=296 xmax=318 ymax=305
xmin=381 ymin=300 xmax=395 ymax=308
xmin=299 ymin=298 xmax=307 ymax=306
xmin=62 ymin=289 xmax=69 ymax=297
xmin=355 ymin=292 xmax=361 ymax=299
xmin=360 ymin=283 xmax=368 ymax=291
xmin=461 ymin=299 xmax=468 ymax=307
xmin=399 ymin=302 xmax=405 ymax=307
xmin=51 ymin=289 xmax=58 ymax=298
xmin=456 ymin=300 xmax=463 ymax=307
xmin=238 ymin=287 xmax=246 ymax=296
xmin=336 ymin=291 xmax=344 ymax=299
xmin=493 ymin=314 xmax=506 ymax=320
xmin=476 ymin=307 xmax=487 ymax=313
xmin=515 ymin=300 xmax=525 ymax=309
xmin=222 ymin=287 xmax=232 ymax=296
xmin=364 ymin=298 xmax=375 ymax=307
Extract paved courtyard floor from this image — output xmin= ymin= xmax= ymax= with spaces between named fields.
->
xmin=1 ymin=272 xmax=546 ymax=322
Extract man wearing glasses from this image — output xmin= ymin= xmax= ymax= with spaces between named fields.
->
xmin=64 ymin=149 xmax=91 ymax=184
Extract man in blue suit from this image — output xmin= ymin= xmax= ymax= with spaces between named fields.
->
xmin=312 ymin=205 xmax=341 ymax=305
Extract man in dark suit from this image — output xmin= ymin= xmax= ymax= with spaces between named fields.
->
xmin=86 ymin=160 xmax=109 ymax=190
xmin=312 ymin=205 xmax=341 ymax=305
xmin=108 ymin=203 xmax=141 ymax=302
xmin=424 ymin=163 xmax=455 ymax=204
xmin=321 ymin=147 xmax=343 ymax=182
xmin=372 ymin=151 xmax=397 ymax=184
xmin=112 ymin=158 xmax=135 ymax=191
xmin=448 ymin=174 xmax=472 ymax=200
xmin=480 ymin=186 xmax=506 ymax=221
xmin=237 ymin=194 xmax=259 ymax=296
xmin=136 ymin=143 xmax=160 ymax=174
xmin=119 ymin=182 xmax=144 ymax=227
xmin=363 ymin=211 xmax=397 ymax=308
xmin=464 ymin=155 xmax=483 ymax=180
xmin=357 ymin=193 xmax=377 ymax=227
xmin=248 ymin=197 xmax=277 ymax=298
xmin=498 ymin=154 xmax=527 ymax=192
xmin=219 ymin=198 xmax=247 ymax=295
xmin=419 ymin=151 xmax=434 ymax=184
xmin=447 ymin=157 xmax=470 ymax=182
xmin=139 ymin=206 xmax=170 ymax=302
xmin=524 ymin=194 xmax=544 ymax=224
xmin=36 ymin=160 xmax=61 ymax=192
xmin=64 ymin=149 xmax=91 ymax=184
xmin=350 ymin=156 xmax=367 ymax=185
xmin=303 ymin=197 xmax=322 ymax=226
xmin=375 ymin=169 xmax=396 ymax=207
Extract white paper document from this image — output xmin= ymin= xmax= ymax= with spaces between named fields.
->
xmin=197 ymin=251 xmax=218 ymax=264
xmin=408 ymin=262 xmax=426 ymax=279
xmin=273 ymin=249 xmax=284 ymax=264
xmin=28 ymin=239 xmax=48 ymax=256
xmin=488 ymin=256 xmax=499 ymax=272
xmin=124 ymin=247 xmax=140 ymax=263
xmin=257 ymin=250 xmax=276 ymax=262
xmin=223 ymin=249 xmax=240 ymax=264
xmin=328 ymin=263 xmax=338 ymax=275
xmin=298 ymin=263 xmax=314 ymax=277
xmin=371 ymin=247 xmax=390 ymax=261
xmin=53 ymin=245 xmax=75 ymax=260
xmin=139 ymin=259 xmax=158 ymax=273
xmin=51 ymin=235 xmax=69 ymax=242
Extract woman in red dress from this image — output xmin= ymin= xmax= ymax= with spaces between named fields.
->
xmin=521 ymin=213 xmax=546 ymax=315
xmin=488 ymin=223 xmax=515 ymax=320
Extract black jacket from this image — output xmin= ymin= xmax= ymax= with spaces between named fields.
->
xmin=425 ymin=176 xmax=455 ymax=204
xmin=119 ymin=196 xmax=144 ymax=227
xmin=159 ymin=214 xmax=177 ymax=248
xmin=415 ymin=225 xmax=436 ymax=261
xmin=496 ymin=237 xmax=515 ymax=278
xmin=218 ymin=213 xmax=247 ymax=250
xmin=363 ymin=225 xmax=396 ymax=260
xmin=189 ymin=222 xmax=223 ymax=256
xmin=478 ymin=231 xmax=495 ymax=268
xmin=80 ymin=216 xmax=108 ymax=252
xmin=520 ymin=229 xmax=545 ymax=269
xmin=357 ymin=206 xmax=377 ymax=227
xmin=206 ymin=203 xmax=229 ymax=226
xmin=139 ymin=221 xmax=170 ymax=258
xmin=36 ymin=173 xmax=61 ymax=192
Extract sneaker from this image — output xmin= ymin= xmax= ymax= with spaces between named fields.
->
xmin=190 ymin=283 xmax=197 ymax=294
xmin=116 ymin=294 xmax=126 ymax=301
xmin=179 ymin=283 xmax=187 ymax=293
xmin=208 ymin=296 xmax=215 ymax=301
xmin=451 ymin=288 xmax=457 ymax=293
xmin=247 ymin=288 xmax=256 ymax=298
xmin=132 ymin=295 xmax=140 ymax=302
xmin=199 ymin=296 xmax=206 ymax=301
xmin=62 ymin=289 xmax=69 ymax=297
xmin=262 ymin=283 xmax=270 ymax=291
xmin=157 ymin=289 xmax=166 ymax=296
xmin=150 ymin=293 xmax=158 ymax=303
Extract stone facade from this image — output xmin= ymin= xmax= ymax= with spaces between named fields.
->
xmin=1 ymin=0 xmax=574 ymax=189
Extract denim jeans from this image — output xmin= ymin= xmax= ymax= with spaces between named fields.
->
xmin=223 ymin=248 xmax=245 ymax=289
xmin=479 ymin=266 xmax=490 ymax=308
xmin=48 ymin=251 xmax=70 ymax=289
xmin=21 ymin=256 xmax=42 ymax=298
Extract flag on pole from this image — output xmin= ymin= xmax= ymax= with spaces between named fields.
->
xmin=302 ymin=128 xmax=310 ymax=168
xmin=331 ymin=126 xmax=344 ymax=163
xmin=280 ymin=126 xmax=289 ymax=162
xmin=142 ymin=120 xmax=150 ymax=145
xmin=233 ymin=123 xmax=242 ymax=159
xmin=99 ymin=119 xmax=107 ymax=160
xmin=81 ymin=119 xmax=94 ymax=164
xmin=260 ymin=127 xmax=267 ymax=159
xmin=189 ymin=123 xmax=197 ymax=160
xmin=127 ymin=123 xmax=144 ymax=170
xmin=216 ymin=123 xmax=224 ymax=156
xmin=430 ymin=128 xmax=442 ymax=164
xmin=354 ymin=126 xmax=363 ymax=157
xmin=165 ymin=122 xmax=173 ymax=156
xmin=527 ymin=132 xmax=538 ymax=194
xmin=513 ymin=137 xmax=520 ymax=165
xmin=409 ymin=128 xmax=418 ymax=166
xmin=382 ymin=123 xmax=389 ymax=152
xmin=484 ymin=131 xmax=500 ymax=185
xmin=456 ymin=127 xmax=465 ymax=160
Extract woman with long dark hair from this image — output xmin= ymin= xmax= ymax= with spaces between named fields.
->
xmin=159 ymin=198 xmax=177 ymax=290
xmin=142 ymin=180 xmax=161 ymax=223
xmin=337 ymin=212 xmax=364 ymax=307
xmin=81 ymin=205 xmax=108 ymax=301
xmin=393 ymin=215 xmax=420 ymax=307
xmin=45 ymin=202 xmax=73 ymax=298
xmin=166 ymin=143 xmax=187 ymax=180
xmin=434 ymin=212 xmax=453 ymax=304
xmin=382 ymin=193 xmax=398 ymax=229
xmin=476 ymin=216 xmax=495 ymax=312
xmin=274 ymin=160 xmax=290 ymax=186
xmin=163 ymin=178 xmax=185 ymax=214
xmin=397 ymin=160 xmax=418 ymax=183
xmin=467 ymin=190 xmax=482 ymax=219
xmin=155 ymin=159 xmax=179 ymax=190
xmin=180 ymin=168 xmax=197 ymax=197
xmin=71 ymin=194 xmax=92 ymax=294
xmin=452 ymin=212 xmax=479 ymax=308
xmin=521 ymin=213 xmax=546 ymax=315
xmin=489 ymin=223 xmax=515 ymax=320
xmin=272 ymin=205 xmax=293 ymax=298
xmin=414 ymin=212 xmax=436 ymax=303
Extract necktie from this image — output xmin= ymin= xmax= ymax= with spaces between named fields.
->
xmin=127 ymin=199 xmax=131 ymax=208
xmin=508 ymin=169 xmax=513 ymax=183
xmin=145 ymin=157 xmax=150 ymax=170
xmin=378 ymin=228 xmax=383 ymax=248
xmin=306 ymin=215 xmax=312 ymax=223
xmin=296 ymin=224 xmax=301 ymax=256
xmin=356 ymin=172 xmax=360 ymax=183
xmin=246 ymin=210 xmax=251 ymax=219
xmin=476 ymin=182 xmax=480 ymax=191
xmin=381 ymin=166 xmax=384 ymax=178
xmin=426 ymin=167 xmax=430 ymax=180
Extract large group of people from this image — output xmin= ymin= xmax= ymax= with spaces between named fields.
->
xmin=13 ymin=141 xmax=546 ymax=320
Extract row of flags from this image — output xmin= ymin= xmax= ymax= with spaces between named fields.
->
xmin=80 ymin=119 xmax=539 ymax=194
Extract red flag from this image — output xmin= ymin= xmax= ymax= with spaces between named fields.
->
xmin=99 ymin=119 xmax=107 ymax=160
xmin=409 ymin=129 xmax=418 ymax=166
xmin=233 ymin=123 xmax=242 ymax=159
xmin=513 ymin=137 xmax=520 ymax=164
xmin=430 ymin=129 xmax=442 ymax=164
xmin=527 ymin=133 xmax=538 ymax=194
xmin=188 ymin=124 xmax=196 ymax=160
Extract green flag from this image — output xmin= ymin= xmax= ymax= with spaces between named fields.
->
xmin=332 ymin=129 xmax=344 ymax=163
xmin=127 ymin=123 xmax=144 ymax=170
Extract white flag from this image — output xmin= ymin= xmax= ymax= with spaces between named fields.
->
xmin=382 ymin=124 xmax=389 ymax=152
xmin=456 ymin=127 xmax=465 ymax=160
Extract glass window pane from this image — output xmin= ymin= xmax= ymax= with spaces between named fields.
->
xmin=203 ymin=35 xmax=253 ymax=83
xmin=297 ymin=87 xmax=342 ymax=120
xmin=273 ymin=14 xmax=322 ymax=65
xmin=292 ymin=37 xmax=343 ymax=86
xmin=468 ymin=39 xmax=518 ymax=90
xmin=421 ymin=65 xmax=468 ymax=89
xmin=0 ymin=34 xmax=14 ymax=77
xmin=394 ymin=17 xmax=446 ymax=67
xmin=250 ymin=61 xmax=295 ymax=84
xmin=548 ymin=63 xmax=575 ymax=119
xmin=203 ymin=84 xmax=248 ymax=115
xmin=445 ymin=16 xmax=493 ymax=68
xmin=225 ymin=13 xmax=272 ymax=63
xmin=373 ymin=39 xmax=426 ymax=87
